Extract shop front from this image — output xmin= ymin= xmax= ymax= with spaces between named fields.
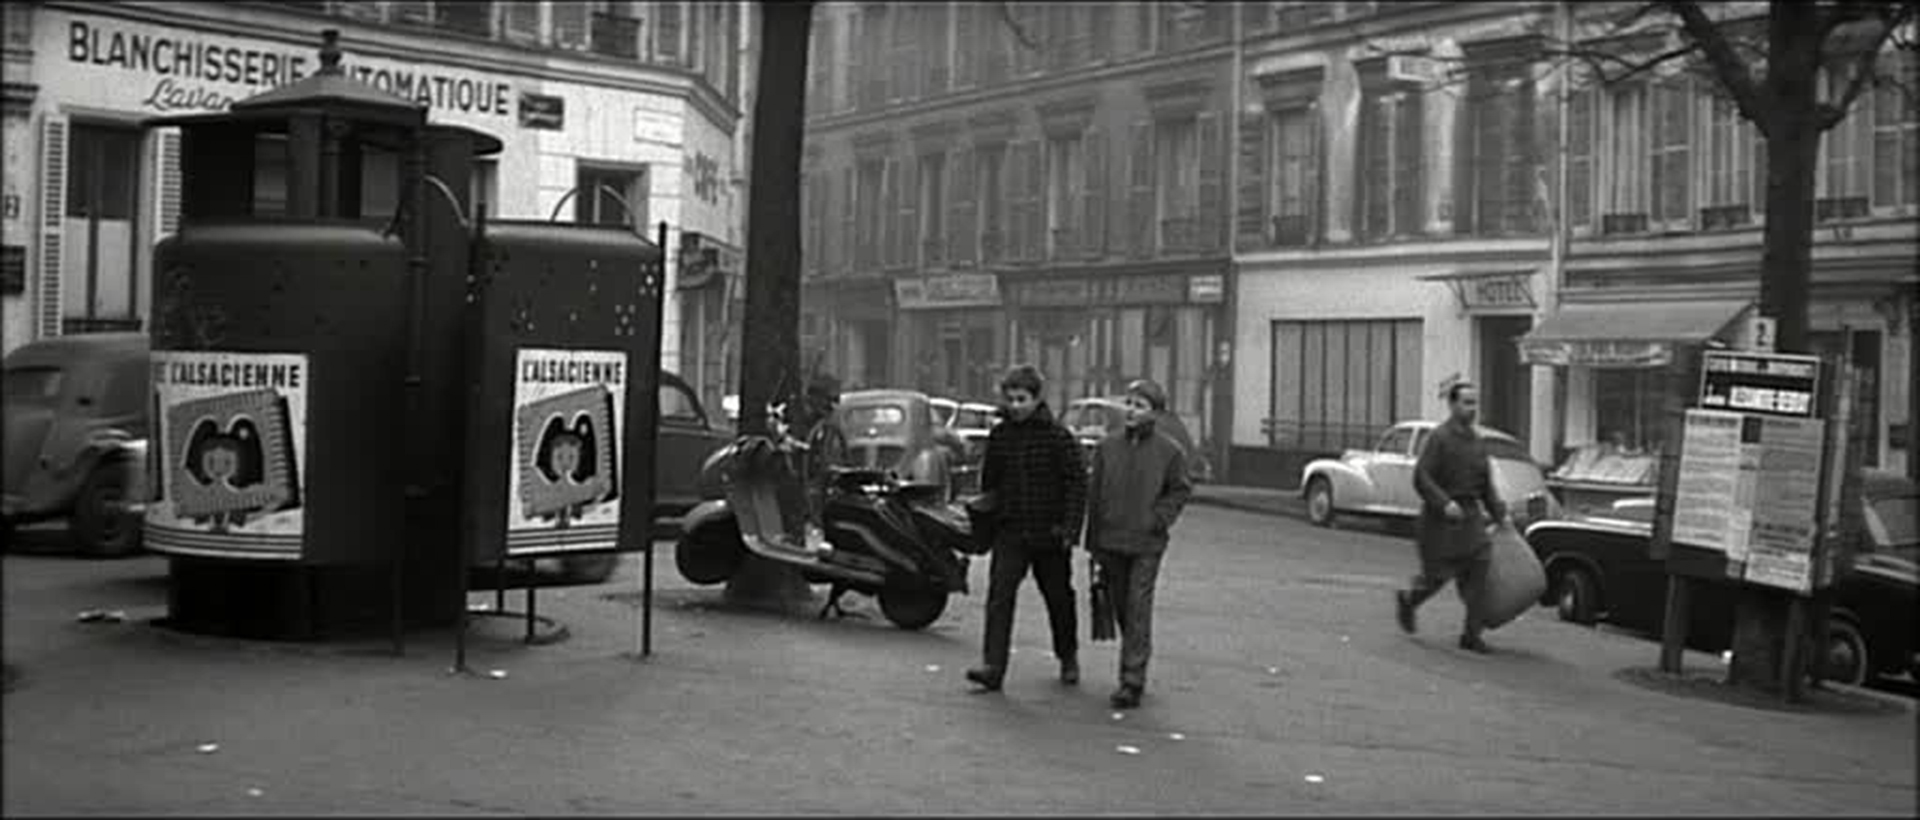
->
xmin=8 ymin=3 xmax=741 ymax=361
xmin=894 ymin=273 xmax=1005 ymax=400
xmin=1519 ymin=298 xmax=1757 ymax=515
xmin=1003 ymin=269 xmax=1228 ymax=459
xmin=676 ymin=232 xmax=744 ymax=415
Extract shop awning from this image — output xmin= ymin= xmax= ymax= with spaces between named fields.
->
xmin=1519 ymin=299 xmax=1751 ymax=368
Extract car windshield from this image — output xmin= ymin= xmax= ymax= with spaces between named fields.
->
xmin=931 ymin=403 xmax=956 ymax=426
xmin=1866 ymin=496 xmax=1918 ymax=554
xmin=1063 ymin=405 xmax=1116 ymax=433
xmin=956 ymin=408 xmax=993 ymax=429
xmin=3 ymin=367 xmax=65 ymax=405
xmin=843 ymin=404 xmax=909 ymax=434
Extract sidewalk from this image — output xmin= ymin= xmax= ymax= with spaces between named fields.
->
xmin=1190 ymin=482 xmax=1306 ymax=519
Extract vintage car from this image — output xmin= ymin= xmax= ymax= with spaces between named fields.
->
xmin=1061 ymin=396 xmax=1211 ymax=482
xmin=835 ymin=389 xmax=956 ymax=496
xmin=1522 ymin=471 xmax=1918 ymax=686
xmin=3 ymin=333 xmax=151 ymax=556
xmin=1299 ymin=420 xmax=1562 ymax=533
xmin=949 ymin=401 xmax=999 ymax=455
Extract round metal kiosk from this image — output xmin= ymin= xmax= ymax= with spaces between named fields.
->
xmin=142 ymin=30 xmax=502 ymax=641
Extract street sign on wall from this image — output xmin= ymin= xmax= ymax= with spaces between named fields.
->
xmin=1699 ymin=350 xmax=1820 ymax=418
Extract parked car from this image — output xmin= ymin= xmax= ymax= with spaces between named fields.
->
xmin=1522 ymin=470 xmax=1918 ymax=686
xmin=1061 ymin=396 xmax=1211 ymax=482
xmin=3 ymin=333 xmax=151 ymax=556
xmin=834 ymin=389 xmax=956 ymax=496
xmin=1299 ymin=420 xmax=1561 ymax=533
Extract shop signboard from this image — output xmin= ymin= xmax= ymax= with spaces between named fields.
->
xmin=145 ymin=351 xmax=310 ymax=559
xmin=505 ymin=348 xmax=629 ymax=556
xmin=894 ymin=274 xmax=1002 ymax=310
xmin=1518 ymin=339 xmax=1672 ymax=368
xmin=1698 ymin=350 xmax=1819 ymax=418
xmin=1188 ymin=274 xmax=1225 ymax=304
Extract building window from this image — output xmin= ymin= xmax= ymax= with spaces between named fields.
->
xmin=1356 ymin=87 xmax=1422 ymax=240
xmin=1156 ymin=117 xmax=1200 ymax=252
xmin=1593 ymin=369 xmax=1667 ymax=454
xmin=1567 ymin=83 xmax=1597 ymax=233
xmin=1462 ymin=69 xmax=1539 ymax=236
xmin=1268 ymin=105 xmax=1319 ymax=246
xmin=1870 ymin=51 xmax=1918 ymax=211
xmin=977 ymin=144 xmax=1008 ymax=263
xmin=854 ymin=158 xmax=885 ymax=270
xmin=251 ymin=133 xmax=291 ymax=217
xmin=1649 ymin=77 xmax=1693 ymax=230
xmin=1699 ymin=95 xmax=1759 ymax=228
xmin=1046 ymin=134 xmax=1085 ymax=258
xmin=1269 ymin=319 xmax=1424 ymax=452
xmin=575 ymin=166 xmax=646 ymax=228
xmin=1599 ymin=83 xmax=1650 ymax=232
xmin=919 ymin=153 xmax=947 ymax=267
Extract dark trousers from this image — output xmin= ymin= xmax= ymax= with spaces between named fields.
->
xmin=1100 ymin=551 xmax=1163 ymax=689
xmin=1407 ymin=552 xmax=1492 ymax=639
xmin=981 ymin=536 xmax=1077 ymax=672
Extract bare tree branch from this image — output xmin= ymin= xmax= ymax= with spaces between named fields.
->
xmin=1816 ymin=10 xmax=1904 ymax=129
xmin=1554 ymin=41 xmax=1703 ymax=88
xmin=996 ymin=1 xmax=1039 ymax=51
xmin=1664 ymin=0 xmax=1770 ymax=128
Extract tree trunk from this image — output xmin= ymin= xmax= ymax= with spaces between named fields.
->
xmin=1728 ymin=35 xmax=1825 ymax=695
xmin=724 ymin=0 xmax=816 ymax=614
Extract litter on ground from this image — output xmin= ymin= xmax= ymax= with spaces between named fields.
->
xmin=1168 ymin=732 xmax=1186 ymax=741
xmin=1305 ymin=774 xmax=1326 ymax=784
xmin=487 ymin=669 xmax=509 ymax=680
xmin=1116 ymin=745 xmax=1141 ymax=755
xmin=195 ymin=743 xmax=220 ymax=754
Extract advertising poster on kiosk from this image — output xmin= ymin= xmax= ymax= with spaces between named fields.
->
xmin=505 ymin=347 xmax=629 ymax=556
xmin=145 ymin=352 xmax=311 ymax=559
xmin=1672 ymin=350 xmax=1827 ymax=593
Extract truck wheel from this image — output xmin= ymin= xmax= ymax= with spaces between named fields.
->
xmin=1821 ymin=615 xmax=1871 ymax=687
xmin=1554 ymin=567 xmax=1599 ymax=625
xmin=878 ymin=586 xmax=949 ymax=630
xmin=73 ymin=462 xmax=140 ymax=558
xmin=675 ymin=520 xmax=745 ymax=585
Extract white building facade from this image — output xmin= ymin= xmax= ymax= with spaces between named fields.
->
xmin=1 ymin=0 xmax=751 ymax=374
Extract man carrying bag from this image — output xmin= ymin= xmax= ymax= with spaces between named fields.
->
xmin=1396 ymin=381 xmax=1511 ymax=654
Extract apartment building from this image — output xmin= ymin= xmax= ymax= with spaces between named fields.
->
xmin=2 ymin=0 xmax=752 ymax=382
xmin=797 ymin=2 xmax=1241 ymax=463
xmin=1229 ymin=0 xmax=1915 ymax=487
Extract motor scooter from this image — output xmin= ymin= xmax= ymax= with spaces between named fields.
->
xmin=675 ymin=431 xmax=987 ymax=630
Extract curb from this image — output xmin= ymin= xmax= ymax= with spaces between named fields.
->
xmin=1190 ymin=492 xmax=1306 ymax=521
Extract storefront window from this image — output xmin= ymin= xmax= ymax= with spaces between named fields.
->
xmin=1269 ymin=318 xmax=1422 ymax=451
xmin=1592 ymin=369 xmax=1664 ymax=452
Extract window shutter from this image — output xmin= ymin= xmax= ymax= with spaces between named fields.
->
xmin=1357 ymin=94 xmax=1386 ymax=239
xmin=1088 ymin=6 xmax=1112 ymax=63
xmin=1394 ymin=93 xmax=1423 ymax=236
xmin=37 ymin=115 xmax=68 ymax=339
xmin=846 ymin=10 xmax=864 ymax=110
xmin=925 ymin=4 xmax=949 ymax=94
xmin=552 ymin=2 xmax=589 ymax=50
xmin=1242 ymin=2 xmax=1270 ymax=34
xmin=1127 ymin=120 xmax=1156 ymax=258
xmin=949 ymin=148 xmax=975 ymax=265
xmin=499 ymin=1 xmax=541 ymax=44
xmin=838 ymin=166 xmax=855 ymax=270
xmin=899 ymin=155 xmax=919 ymax=268
xmin=656 ymin=1 xmax=685 ymax=65
xmin=954 ymin=4 xmax=978 ymax=88
xmin=882 ymin=157 xmax=900 ymax=267
xmin=1507 ymin=81 xmax=1538 ymax=233
xmin=1307 ymin=102 xmax=1325 ymax=244
xmin=1005 ymin=141 xmax=1028 ymax=262
xmin=1026 ymin=140 xmax=1046 ymax=261
xmin=1568 ymin=86 xmax=1595 ymax=231
xmin=1197 ymin=111 xmax=1225 ymax=251
xmin=1083 ymin=129 xmax=1107 ymax=258
xmin=1235 ymin=111 xmax=1267 ymax=251
xmin=154 ymin=127 xmax=183 ymax=240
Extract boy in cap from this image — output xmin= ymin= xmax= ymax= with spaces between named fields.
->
xmin=1085 ymin=379 xmax=1192 ymax=708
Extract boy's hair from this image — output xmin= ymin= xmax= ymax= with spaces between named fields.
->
xmin=1444 ymin=381 xmax=1477 ymax=405
xmin=999 ymin=364 xmax=1045 ymax=396
xmin=1126 ymin=379 xmax=1168 ymax=412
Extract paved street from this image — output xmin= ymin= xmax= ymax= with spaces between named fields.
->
xmin=4 ymin=504 xmax=1915 ymax=815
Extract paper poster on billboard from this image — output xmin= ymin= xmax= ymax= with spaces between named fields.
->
xmin=1673 ymin=409 xmax=1747 ymax=554
xmin=506 ymin=348 xmax=628 ymax=556
xmin=145 ymin=352 xmax=310 ymax=559
xmin=1742 ymin=416 xmax=1824 ymax=592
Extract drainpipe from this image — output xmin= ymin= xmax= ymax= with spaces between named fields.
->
xmin=1530 ymin=0 xmax=1571 ymax=467
xmin=1217 ymin=3 xmax=1246 ymax=484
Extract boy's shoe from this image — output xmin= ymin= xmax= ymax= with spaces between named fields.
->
xmin=1458 ymin=634 xmax=1491 ymax=654
xmin=1059 ymin=657 xmax=1080 ymax=686
xmin=1395 ymin=590 xmax=1418 ymax=634
xmin=965 ymin=667 xmax=1004 ymax=692
xmin=1109 ymin=685 xmax=1142 ymax=709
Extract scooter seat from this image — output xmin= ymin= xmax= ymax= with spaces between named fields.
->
xmin=896 ymin=482 xmax=947 ymax=504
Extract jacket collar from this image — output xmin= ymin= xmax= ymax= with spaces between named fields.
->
xmin=1006 ymin=402 xmax=1056 ymax=427
xmin=1125 ymin=416 xmax=1158 ymax=442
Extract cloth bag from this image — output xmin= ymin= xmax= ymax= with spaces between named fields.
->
xmin=1463 ymin=521 xmax=1547 ymax=630
xmin=1088 ymin=556 xmax=1117 ymax=642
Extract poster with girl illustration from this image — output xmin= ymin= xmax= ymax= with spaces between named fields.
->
xmin=506 ymin=347 xmax=628 ymax=556
xmin=146 ymin=351 xmax=309 ymax=559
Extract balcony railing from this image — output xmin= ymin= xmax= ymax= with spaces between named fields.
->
xmin=1271 ymin=213 xmax=1313 ymax=247
xmin=1815 ymin=196 xmax=1869 ymax=222
xmin=1699 ymin=204 xmax=1753 ymax=231
xmin=981 ymin=229 xmax=1006 ymax=264
xmin=1600 ymin=212 xmax=1649 ymax=235
xmin=63 ymin=317 xmax=143 ymax=335
xmin=1159 ymin=216 xmax=1201 ymax=254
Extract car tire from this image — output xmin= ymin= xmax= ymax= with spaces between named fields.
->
xmin=1305 ymin=478 xmax=1336 ymax=528
xmin=72 ymin=461 xmax=141 ymax=558
xmin=877 ymin=585 xmax=949 ymax=631
xmin=1821 ymin=615 xmax=1871 ymax=687
xmin=1553 ymin=567 xmax=1599 ymax=625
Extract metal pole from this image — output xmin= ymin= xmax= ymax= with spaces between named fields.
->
xmin=642 ymin=220 xmax=670 ymax=659
xmin=394 ymin=125 xmax=432 ymax=658
xmin=454 ymin=199 xmax=489 ymax=676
